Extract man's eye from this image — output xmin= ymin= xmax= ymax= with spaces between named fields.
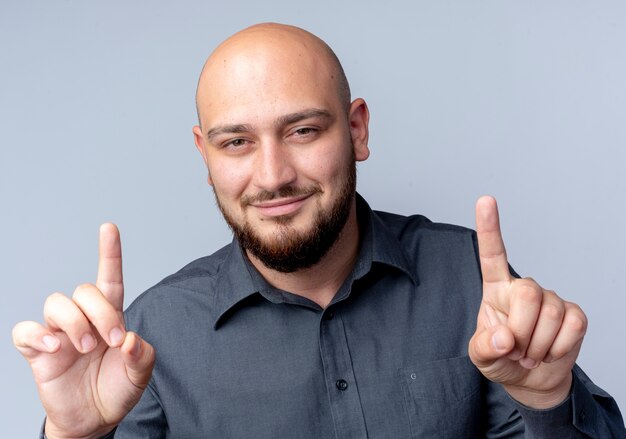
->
xmin=295 ymin=127 xmax=315 ymax=135
xmin=224 ymin=138 xmax=248 ymax=148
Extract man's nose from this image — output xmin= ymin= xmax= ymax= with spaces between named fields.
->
xmin=252 ymin=139 xmax=297 ymax=192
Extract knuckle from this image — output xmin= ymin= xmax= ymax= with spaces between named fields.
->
xmin=45 ymin=292 xmax=65 ymax=306
xmin=11 ymin=322 xmax=26 ymax=345
xmin=566 ymin=301 xmax=584 ymax=315
xmin=542 ymin=301 xmax=565 ymax=321
xmin=543 ymin=289 xmax=562 ymax=304
xmin=73 ymin=283 xmax=97 ymax=301
xmin=43 ymin=292 xmax=66 ymax=318
xmin=544 ymin=289 xmax=559 ymax=298
xmin=564 ymin=303 xmax=588 ymax=332
xmin=517 ymin=283 xmax=542 ymax=304
xmin=565 ymin=313 xmax=588 ymax=335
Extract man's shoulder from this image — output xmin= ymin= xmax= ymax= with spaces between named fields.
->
xmin=156 ymin=243 xmax=232 ymax=289
xmin=124 ymin=242 xmax=233 ymax=315
xmin=372 ymin=208 xmax=476 ymax=240
xmin=368 ymin=207 xmax=480 ymax=275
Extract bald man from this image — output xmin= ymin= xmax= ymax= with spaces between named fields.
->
xmin=14 ymin=23 xmax=625 ymax=438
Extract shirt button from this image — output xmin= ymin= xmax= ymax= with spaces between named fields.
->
xmin=336 ymin=379 xmax=348 ymax=391
xmin=324 ymin=311 xmax=334 ymax=320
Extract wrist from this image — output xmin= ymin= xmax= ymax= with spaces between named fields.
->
xmin=504 ymin=372 xmax=573 ymax=409
xmin=44 ymin=418 xmax=115 ymax=439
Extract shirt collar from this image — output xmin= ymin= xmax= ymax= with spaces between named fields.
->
xmin=355 ymin=193 xmax=416 ymax=284
xmin=211 ymin=193 xmax=417 ymax=328
xmin=210 ymin=239 xmax=261 ymax=328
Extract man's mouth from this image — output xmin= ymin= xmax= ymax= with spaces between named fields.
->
xmin=250 ymin=193 xmax=314 ymax=217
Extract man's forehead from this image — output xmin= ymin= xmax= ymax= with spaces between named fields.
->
xmin=195 ymin=24 xmax=347 ymax=126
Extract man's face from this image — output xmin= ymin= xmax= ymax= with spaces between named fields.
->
xmin=215 ymin=147 xmax=357 ymax=273
xmin=194 ymin=31 xmax=369 ymax=272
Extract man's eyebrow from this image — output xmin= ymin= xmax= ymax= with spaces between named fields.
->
xmin=204 ymin=109 xmax=333 ymax=142
xmin=206 ymin=124 xmax=253 ymax=142
xmin=275 ymin=108 xmax=333 ymax=127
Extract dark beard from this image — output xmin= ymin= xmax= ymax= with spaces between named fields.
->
xmin=215 ymin=160 xmax=356 ymax=273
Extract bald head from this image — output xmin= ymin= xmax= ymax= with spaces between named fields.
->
xmin=195 ymin=23 xmax=351 ymax=127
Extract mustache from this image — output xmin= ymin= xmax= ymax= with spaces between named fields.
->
xmin=240 ymin=185 xmax=323 ymax=206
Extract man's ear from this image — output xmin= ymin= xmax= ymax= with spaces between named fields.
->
xmin=193 ymin=125 xmax=213 ymax=185
xmin=348 ymin=98 xmax=370 ymax=162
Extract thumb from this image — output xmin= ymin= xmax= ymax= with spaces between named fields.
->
xmin=120 ymin=332 xmax=155 ymax=389
xmin=469 ymin=324 xmax=515 ymax=368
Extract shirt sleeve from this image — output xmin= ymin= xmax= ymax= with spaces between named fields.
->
xmin=114 ymin=383 xmax=167 ymax=438
xmin=509 ymin=365 xmax=626 ymax=438
xmin=39 ymin=421 xmax=116 ymax=439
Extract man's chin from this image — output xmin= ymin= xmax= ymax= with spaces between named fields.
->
xmin=250 ymin=213 xmax=314 ymax=233
xmin=251 ymin=224 xmax=311 ymax=248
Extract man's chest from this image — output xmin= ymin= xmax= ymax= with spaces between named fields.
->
xmin=144 ymin=276 xmax=485 ymax=438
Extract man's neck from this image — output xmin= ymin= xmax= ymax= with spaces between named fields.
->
xmin=246 ymin=203 xmax=361 ymax=309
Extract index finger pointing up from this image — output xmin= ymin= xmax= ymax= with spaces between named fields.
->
xmin=476 ymin=196 xmax=512 ymax=284
xmin=96 ymin=223 xmax=124 ymax=311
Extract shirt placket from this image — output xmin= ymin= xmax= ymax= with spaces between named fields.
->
xmin=319 ymin=307 xmax=368 ymax=438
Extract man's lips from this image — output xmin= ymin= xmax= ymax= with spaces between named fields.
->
xmin=250 ymin=194 xmax=313 ymax=217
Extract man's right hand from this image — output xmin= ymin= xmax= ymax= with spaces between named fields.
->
xmin=12 ymin=223 xmax=155 ymax=439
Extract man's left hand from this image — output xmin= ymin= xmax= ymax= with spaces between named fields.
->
xmin=468 ymin=196 xmax=587 ymax=409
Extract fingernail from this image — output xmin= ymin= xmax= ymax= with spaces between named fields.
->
xmin=109 ymin=327 xmax=124 ymax=346
xmin=43 ymin=335 xmax=59 ymax=351
xmin=81 ymin=333 xmax=96 ymax=352
xmin=491 ymin=331 xmax=506 ymax=351
xmin=519 ymin=357 xmax=538 ymax=369
xmin=131 ymin=338 xmax=141 ymax=357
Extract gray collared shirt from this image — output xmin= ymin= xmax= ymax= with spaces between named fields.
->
xmin=47 ymin=195 xmax=624 ymax=438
